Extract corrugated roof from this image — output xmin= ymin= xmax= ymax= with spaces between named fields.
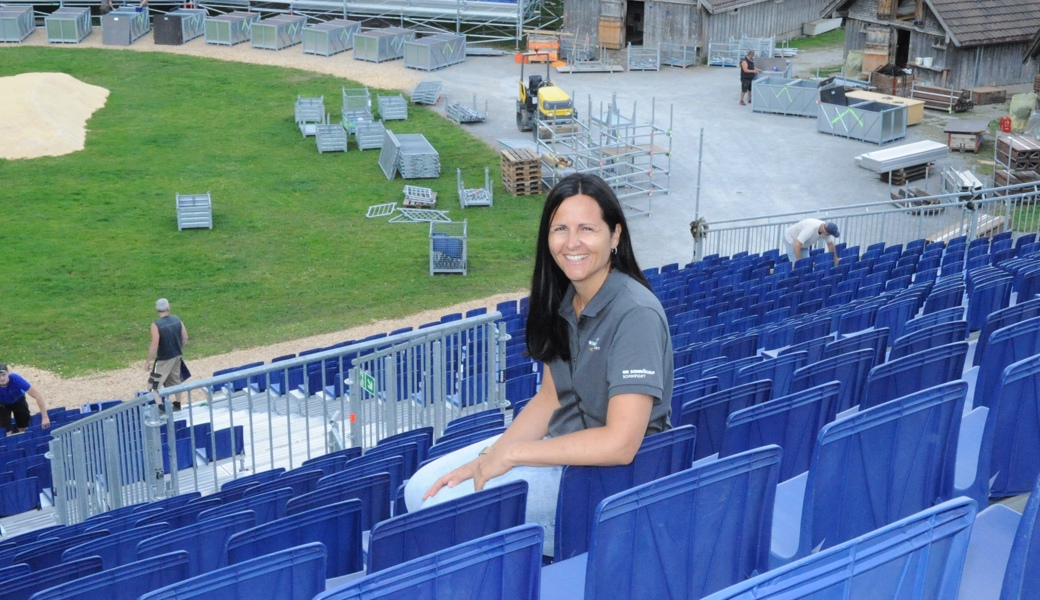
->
xmin=700 ymin=0 xmax=769 ymax=15
xmin=925 ymin=0 xmax=1040 ymax=47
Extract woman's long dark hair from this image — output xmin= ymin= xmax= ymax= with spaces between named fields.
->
xmin=526 ymin=173 xmax=650 ymax=363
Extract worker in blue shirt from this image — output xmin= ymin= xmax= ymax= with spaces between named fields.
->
xmin=0 ymin=363 xmax=51 ymax=433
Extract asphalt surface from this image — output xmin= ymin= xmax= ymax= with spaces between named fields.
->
xmin=430 ymin=49 xmax=1011 ymax=268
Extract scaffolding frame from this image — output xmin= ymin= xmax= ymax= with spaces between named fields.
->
xmin=537 ymin=94 xmax=673 ymax=218
xmin=193 ymin=0 xmax=547 ymax=46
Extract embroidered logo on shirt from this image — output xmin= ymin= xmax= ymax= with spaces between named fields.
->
xmin=622 ymin=369 xmax=655 ymax=379
xmin=588 ymin=338 xmax=601 ymax=352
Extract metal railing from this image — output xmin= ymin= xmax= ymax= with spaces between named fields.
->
xmin=695 ymin=181 xmax=1040 ymax=261
xmin=49 ymin=313 xmax=507 ymax=525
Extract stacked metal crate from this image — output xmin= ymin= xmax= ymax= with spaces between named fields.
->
xmin=45 ymin=7 xmax=91 ymax=44
xmin=403 ymin=33 xmax=466 ymax=71
xmin=446 ymin=95 xmax=488 ymax=124
xmin=205 ymin=11 xmax=259 ymax=46
xmin=302 ymin=18 xmax=360 ymax=56
xmin=410 ymin=81 xmax=443 ymax=105
xmin=396 ymin=133 xmax=440 ymax=179
xmin=341 ymin=86 xmax=373 ymax=134
xmin=251 ymin=14 xmax=306 ymax=50
xmin=295 ymin=96 xmax=325 ymax=137
xmin=354 ymin=27 xmax=414 ymax=62
xmin=0 ymin=5 xmax=34 ymax=42
xmin=377 ymin=95 xmax=408 ymax=121
xmin=355 ymin=121 xmax=386 ymax=151
xmin=316 ymin=116 xmax=348 ymax=153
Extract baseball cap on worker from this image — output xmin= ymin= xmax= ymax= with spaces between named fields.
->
xmin=155 ymin=298 xmax=170 ymax=312
xmin=824 ymin=222 xmax=840 ymax=238
xmin=0 ymin=363 xmax=8 ymax=375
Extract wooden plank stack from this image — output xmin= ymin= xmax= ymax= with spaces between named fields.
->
xmin=1034 ymin=74 xmax=1040 ymax=94
xmin=994 ymin=133 xmax=1040 ymax=201
xmin=501 ymin=147 xmax=543 ymax=196
xmin=879 ymin=162 xmax=933 ymax=185
xmin=910 ymin=83 xmax=973 ymax=112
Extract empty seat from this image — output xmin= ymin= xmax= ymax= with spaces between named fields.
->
xmin=860 ymin=341 xmax=968 ymax=411
xmin=972 ymin=298 xmax=1040 ymax=368
xmin=770 ymin=381 xmax=965 ymax=567
xmin=820 ymin=327 xmax=889 ymax=369
xmin=0 ymin=557 xmax=103 ymax=600
xmin=197 ymin=487 xmax=291 ymax=526
xmin=30 ymin=552 xmax=190 ymax=600
xmin=368 ymin=480 xmax=527 ymax=573
xmin=733 ymin=351 xmax=808 ymax=399
xmin=679 ymin=380 xmax=771 ymax=460
xmin=138 ymin=543 xmax=326 ymax=600
xmin=973 ymin=316 xmax=1040 ymax=417
xmin=227 ymin=500 xmax=362 ymax=579
xmin=987 ymin=353 xmax=1040 ymax=498
xmin=286 ymin=472 xmax=391 ymax=531
xmin=789 ymin=348 xmax=874 ymax=416
xmin=541 ymin=446 xmax=781 ymax=600
xmin=138 ymin=511 xmax=256 ymax=576
xmin=62 ymin=523 xmax=169 ymax=569
xmin=705 ymin=498 xmax=976 ymax=600
xmin=316 ymin=525 xmax=542 ymax=600
xmin=889 ymin=319 xmax=968 ymax=360
xmin=554 ymin=426 xmax=696 ymax=561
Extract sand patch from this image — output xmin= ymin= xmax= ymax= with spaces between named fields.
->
xmin=0 ymin=72 xmax=109 ymax=160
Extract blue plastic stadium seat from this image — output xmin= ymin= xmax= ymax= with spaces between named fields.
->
xmin=679 ymin=380 xmax=771 ymax=461
xmin=376 ymin=427 xmax=433 ymax=462
xmin=425 ymin=427 xmax=506 ymax=463
xmin=702 ymin=356 xmax=765 ymax=391
xmin=789 ymin=348 xmax=874 ymax=416
xmin=0 ymin=478 xmax=40 ymax=517
xmin=733 ymin=351 xmax=808 ymax=399
xmin=30 ymin=552 xmax=190 ymax=600
xmin=286 ymin=472 xmax=391 ymax=531
xmin=541 ymin=446 xmax=782 ymax=600
xmin=703 ymin=498 xmax=976 ymax=600
xmin=889 ymin=320 xmax=968 ymax=361
xmin=860 ymin=341 xmax=968 ymax=411
xmin=769 ymin=381 xmax=965 ymax=567
xmin=197 ymin=487 xmax=291 ymax=526
xmin=720 ymin=382 xmax=840 ymax=482
xmin=821 ymin=328 xmax=889 ymax=369
xmin=316 ymin=525 xmax=543 ymax=600
xmin=227 ymin=500 xmax=362 ymax=578
xmin=778 ymin=335 xmax=831 ymax=364
xmin=923 ymin=282 xmax=965 ymax=315
xmin=62 ymin=523 xmax=169 ymax=569
xmin=972 ymin=298 xmax=1040 ymax=368
xmin=319 ymin=456 xmax=406 ymax=507
xmin=220 ymin=468 xmax=285 ymax=492
xmin=134 ymin=498 xmax=222 ymax=530
xmin=554 ymin=426 xmax=695 ymax=561
xmin=13 ymin=530 xmax=108 ymax=571
xmin=972 ymin=316 xmax=1040 ymax=416
xmin=443 ymin=411 xmax=505 ymax=438
xmin=987 ymin=353 xmax=1040 ymax=498
xmin=264 ymin=469 xmax=323 ymax=497
xmin=368 ymin=477 xmax=526 ymax=570
xmin=967 ymin=272 xmax=1014 ymax=331
xmin=0 ymin=557 xmax=102 ymax=600
xmin=959 ymin=474 xmax=1040 ymax=600
xmin=138 ymin=511 xmax=255 ymax=577
xmin=138 ymin=543 xmax=326 ymax=600
xmin=669 ymin=376 xmax=719 ymax=425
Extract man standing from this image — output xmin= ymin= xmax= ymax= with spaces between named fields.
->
xmin=146 ymin=298 xmax=188 ymax=411
xmin=784 ymin=218 xmax=841 ymax=267
xmin=739 ymin=50 xmax=762 ymax=106
xmin=0 ymin=364 xmax=50 ymax=433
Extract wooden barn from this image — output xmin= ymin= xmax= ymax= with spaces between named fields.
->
xmin=823 ymin=0 xmax=1040 ymax=90
xmin=562 ymin=0 xmax=829 ymax=56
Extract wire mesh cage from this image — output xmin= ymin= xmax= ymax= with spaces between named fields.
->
xmin=430 ymin=220 xmax=467 ymax=275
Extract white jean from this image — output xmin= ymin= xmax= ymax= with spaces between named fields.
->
xmin=404 ymin=433 xmax=563 ymax=556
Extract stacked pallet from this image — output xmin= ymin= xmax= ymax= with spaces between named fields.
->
xmin=1034 ymin=74 xmax=1040 ymax=94
xmin=501 ymin=147 xmax=542 ymax=196
xmin=995 ymin=133 xmax=1040 ymax=201
xmin=910 ymin=83 xmax=973 ymax=112
xmin=879 ymin=162 xmax=933 ymax=185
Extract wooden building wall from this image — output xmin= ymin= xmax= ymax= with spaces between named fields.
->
xmin=562 ymin=0 xmax=604 ymax=45
xmin=701 ymin=0 xmax=831 ymax=50
xmin=643 ymin=0 xmax=698 ymax=47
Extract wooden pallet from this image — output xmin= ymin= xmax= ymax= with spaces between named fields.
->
xmin=910 ymin=83 xmax=973 ymax=112
xmin=891 ymin=188 xmax=944 ymax=215
xmin=880 ymin=162 xmax=933 ymax=186
xmin=1034 ymin=74 xmax=1040 ymax=94
xmin=501 ymin=147 xmax=543 ymax=196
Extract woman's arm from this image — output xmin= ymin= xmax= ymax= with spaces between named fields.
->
xmin=423 ymin=366 xmax=561 ymax=499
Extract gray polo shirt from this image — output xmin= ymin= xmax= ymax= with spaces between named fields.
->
xmin=547 ymin=270 xmax=673 ymax=437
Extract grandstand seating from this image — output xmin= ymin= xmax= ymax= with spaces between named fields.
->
xmin=0 ymin=556 xmax=103 ymax=600
xmin=286 ymin=472 xmax=391 ymax=530
xmin=197 ymin=487 xmax=291 ymax=526
xmin=860 ymin=341 xmax=968 ymax=411
xmin=770 ymin=381 xmax=965 ymax=567
xmin=678 ymin=380 xmax=771 ymax=460
xmin=554 ymin=425 xmax=695 ymax=560
xmin=30 ymin=552 xmax=191 ymax=600
xmin=62 ymin=523 xmax=169 ymax=569
xmin=367 ymin=480 xmax=527 ymax=573
xmin=986 ymin=353 xmax=1040 ymax=498
xmin=789 ymin=348 xmax=873 ymax=415
xmin=137 ymin=511 xmax=255 ymax=577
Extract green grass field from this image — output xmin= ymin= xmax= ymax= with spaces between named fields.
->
xmin=0 ymin=47 xmax=539 ymax=376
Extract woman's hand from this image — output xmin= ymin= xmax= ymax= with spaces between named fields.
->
xmin=423 ymin=445 xmax=513 ymax=500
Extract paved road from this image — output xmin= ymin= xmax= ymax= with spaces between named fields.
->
xmin=433 ymin=49 xmax=1001 ymax=268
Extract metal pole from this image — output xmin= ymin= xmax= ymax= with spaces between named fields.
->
xmin=693 ymin=127 xmax=705 ymax=263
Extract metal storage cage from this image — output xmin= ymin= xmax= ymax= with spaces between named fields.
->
xmin=0 ymin=5 xmax=35 ymax=43
xmin=45 ymin=7 xmax=91 ymax=44
xmin=627 ymin=44 xmax=660 ymax=71
xmin=354 ymin=27 xmax=414 ymax=63
xmin=430 ymin=220 xmax=467 ymax=275
xmin=102 ymin=6 xmax=150 ymax=46
xmin=458 ymin=167 xmax=492 ymax=208
xmin=205 ymin=11 xmax=260 ymax=46
xmin=301 ymin=18 xmax=360 ymax=56
xmin=176 ymin=192 xmax=213 ymax=230
xmin=403 ymin=33 xmax=466 ymax=71
xmin=377 ymin=94 xmax=408 ymax=120
xmin=396 ymin=133 xmax=440 ymax=179
xmin=251 ymin=14 xmax=306 ymax=50
xmin=153 ymin=8 xmax=206 ymax=45
xmin=752 ymin=76 xmax=836 ymax=118
xmin=295 ymin=95 xmax=325 ymax=137
xmin=818 ymin=98 xmax=908 ymax=145
xmin=659 ymin=43 xmax=697 ymax=68
xmin=316 ymin=116 xmax=348 ymax=153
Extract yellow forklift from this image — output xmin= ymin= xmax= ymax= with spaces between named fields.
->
xmin=516 ymin=52 xmax=575 ymax=135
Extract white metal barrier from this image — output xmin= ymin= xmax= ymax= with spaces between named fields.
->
xmin=49 ymin=313 xmax=508 ymax=524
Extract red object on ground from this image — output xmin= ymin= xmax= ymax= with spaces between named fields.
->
xmin=1000 ymin=116 xmax=1012 ymax=133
